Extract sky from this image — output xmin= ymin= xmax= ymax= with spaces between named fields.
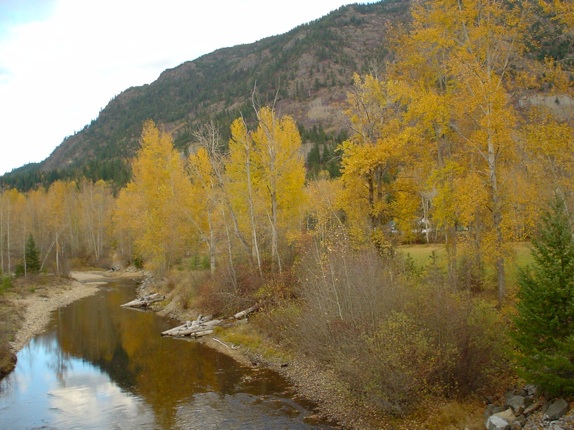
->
xmin=0 ymin=0 xmax=374 ymax=176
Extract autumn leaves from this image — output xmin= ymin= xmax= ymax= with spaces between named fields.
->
xmin=338 ymin=0 xmax=574 ymax=303
xmin=115 ymin=108 xmax=306 ymax=279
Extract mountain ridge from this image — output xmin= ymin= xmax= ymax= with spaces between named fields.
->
xmin=0 ymin=0 xmax=410 ymax=191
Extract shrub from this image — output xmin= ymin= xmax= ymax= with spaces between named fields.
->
xmin=0 ymin=276 xmax=12 ymax=293
xmin=288 ymin=231 xmax=509 ymax=415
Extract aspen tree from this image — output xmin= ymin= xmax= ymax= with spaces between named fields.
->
xmin=227 ymin=116 xmax=263 ymax=275
xmin=0 ymin=189 xmax=25 ymax=275
xmin=192 ymin=122 xmax=248 ymax=288
xmin=382 ymin=0 xmax=530 ymax=301
xmin=251 ymin=107 xmax=306 ymax=273
xmin=45 ymin=181 xmax=75 ymax=274
xmin=227 ymin=107 xmax=306 ymax=274
xmin=79 ymin=179 xmax=114 ymax=262
xmin=187 ymin=147 xmax=220 ymax=275
xmin=114 ymin=120 xmax=191 ymax=276
xmin=339 ymin=74 xmax=416 ymax=251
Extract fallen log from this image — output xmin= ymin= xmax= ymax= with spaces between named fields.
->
xmin=161 ymin=303 xmax=260 ymax=339
xmin=162 ymin=319 xmax=224 ymax=337
xmin=121 ymin=293 xmax=165 ymax=308
xmin=234 ymin=303 xmax=260 ymax=319
xmin=190 ymin=329 xmax=213 ymax=338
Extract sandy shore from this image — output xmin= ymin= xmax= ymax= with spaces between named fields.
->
xmin=9 ymin=270 xmax=143 ymax=354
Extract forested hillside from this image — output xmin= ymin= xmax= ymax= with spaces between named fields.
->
xmin=2 ymin=1 xmax=574 ymax=428
xmin=0 ymin=0 xmax=409 ymax=191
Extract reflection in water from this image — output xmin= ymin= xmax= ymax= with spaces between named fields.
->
xmin=0 ymin=335 xmax=156 ymax=429
xmin=0 ymin=281 xmax=335 ymax=429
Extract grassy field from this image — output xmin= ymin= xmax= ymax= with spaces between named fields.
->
xmin=398 ymin=242 xmax=533 ymax=266
xmin=397 ymin=243 xmax=445 ymax=267
xmin=397 ymin=242 xmax=534 ymax=293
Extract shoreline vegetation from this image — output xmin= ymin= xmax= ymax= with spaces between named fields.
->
xmin=0 ymin=269 xmax=375 ymax=428
xmin=0 ymin=268 xmax=454 ymax=429
xmin=3 ymin=267 xmax=574 ymax=429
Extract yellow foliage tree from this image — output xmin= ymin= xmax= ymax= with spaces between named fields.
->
xmin=305 ymin=173 xmax=343 ymax=242
xmin=339 ymin=73 xmax=418 ymax=252
xmin=114 ymin=120 xmax=191 ymax=276
xmin=187 ymin=146 xmax=221 ymax=275
xmin=45 ymin=180 xmax=79 ymax=274
xmin=226 ymin=107 xmax=306 ymax=274
xmin=78 ymin=179 xmax=114 ymax=262
xmin=251 ymin=107 xmax=306 ymax=272
xmin=227 ymin=115 xmax=264 ymax=275
xmin=340 ymin=0 xmax=538 ymax=302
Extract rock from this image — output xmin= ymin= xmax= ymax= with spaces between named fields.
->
xmin=510 ymin=421 xmax=522 ymax=430
xmin=485 ymin=404 xmax=504 ymax=419
xmin=524 ymin=399 xmax=544 ymax=416
xmin=544 ymin=398 xmax=569 ymax=421
xmin=486 ymin=415 xmax=510 ymax=430
xmin=506 ymin=395 xmax=529 ymax=415
xmin=523 ymin=385 xmax=537 ymax=397
xmin=495 ymin=408 xmax=517 ymax=424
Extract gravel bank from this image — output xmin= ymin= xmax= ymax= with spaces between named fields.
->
xmin=10 ymin=270 xmax=143 ymax=354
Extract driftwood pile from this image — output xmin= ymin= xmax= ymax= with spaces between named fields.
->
xmin=161 ymin=303 xmax=261 ymax=339
xmin=120 ymin=293 xmax=165 ymax=309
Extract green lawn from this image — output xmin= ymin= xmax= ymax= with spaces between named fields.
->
xmin=397 ymin=243 xmax=445 ymax=267
xmin=397 ymin=242 xmax=534 ymax=290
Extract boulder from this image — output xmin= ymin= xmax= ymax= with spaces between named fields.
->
xmin=523 ymin=385 xmax=537 ymax=397
xmin=495 ymin=408 xmax=518 ymax=424
xmin=486 ymin=409 xmax=517 ymax=430
xmin=486 ymin=415 xmax=510 ymax=430
xmin=509 ymin=421 xmax=522 ymax=430
xmin=544 ymin=398 xmax=569 ymax=421
xmin=506 ymin=395 xmax=528 ymax=415
xmin=485 ymin=404 xmax=503 ymax=419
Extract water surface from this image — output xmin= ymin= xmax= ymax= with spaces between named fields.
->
xmin=0 ymin=281 xmax=334 ymax=429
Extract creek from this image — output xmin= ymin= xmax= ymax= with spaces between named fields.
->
xmin=0 ymin=280 xmax=335 ymax=429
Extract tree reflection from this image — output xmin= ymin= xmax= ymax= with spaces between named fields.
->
xmin=54 ymin=282 xmax=246 ymax=428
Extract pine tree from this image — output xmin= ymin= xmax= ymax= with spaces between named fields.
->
xmin=513 ymin=196 xmax=574 ymax=396
xmin=25 ymin=234 xmax=40 ymax=274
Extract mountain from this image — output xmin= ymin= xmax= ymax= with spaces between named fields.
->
xmin=0 ymin=0 xmax=410 ymax=191
xmin=2 ymin=0 xmax=566 ymax=193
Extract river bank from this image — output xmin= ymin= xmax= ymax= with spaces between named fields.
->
xmin=0 ymin=270 xmax=485 ymax=429
xmin=12 ymin=269 xmax=145 ymax=353
xmin=146 ymin=281 xmax=403 ymax=429
xmin=0 ymin=269 xmax=144 ymax=378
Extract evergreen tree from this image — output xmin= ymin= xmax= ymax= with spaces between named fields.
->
xmin=306 ymin=142 xmax=321 ymax=177
xmin=25 ymin=234 xmax=41 ymax=274
xmin=513 ymin=196 xmax=574 ymax=396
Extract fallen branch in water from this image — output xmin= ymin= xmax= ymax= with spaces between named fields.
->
xmin=120 ymin=293 xmax=165 ymax=308
xmin=161 ymin=303 xmax=261 ymax=338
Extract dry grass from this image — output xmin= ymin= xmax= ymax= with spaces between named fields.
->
xmin=408 ymin=398 xmax=485 ymax=430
